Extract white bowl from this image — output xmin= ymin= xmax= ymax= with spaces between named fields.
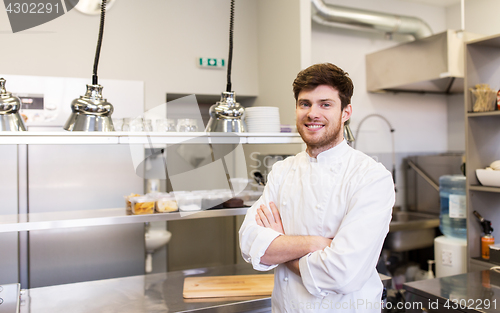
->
xmin=476 ymin=169 xmax=500 ymax=187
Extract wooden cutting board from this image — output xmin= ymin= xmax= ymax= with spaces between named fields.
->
xmin=183 ymin=274 xmax=274 ymax=298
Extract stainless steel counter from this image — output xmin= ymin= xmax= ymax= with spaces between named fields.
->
xmin=19 ymin=264 xmax=392 ymax=313
xmin=404 ymin=270 xmax=500 ymax=313
xmin=20 ymin=264 xmax=271 ymax=313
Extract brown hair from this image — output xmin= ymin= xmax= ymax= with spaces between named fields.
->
xmin=292 ymin=63 xmax=354 ymax=111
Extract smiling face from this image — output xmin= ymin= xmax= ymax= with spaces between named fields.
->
xmin=296 ymin=84 xmax=352 ymax=157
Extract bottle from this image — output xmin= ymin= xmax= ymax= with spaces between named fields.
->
xmin=473 ymin=211 xmax=495 ymax=260
xmin=425 ymin=260 xmax=435 ymax=279
xmin=439 ymin=175 xmax=467 ymax=239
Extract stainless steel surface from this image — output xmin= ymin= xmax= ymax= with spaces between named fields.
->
xmin=311 ymin=0 xmax=432 ymax=39
xmin=21 ymin=264 xmax=272 ymax=313
xmin=0 ymin=78 xmax=27 ymax=131
xmin=19 ymin=264 xmax=392 ymax=313
xmin=27 ymin=144 xmax=144 ymax=287
xmin=0 ymin=132 xmax=303 ymax=145
xmin=404 ymin=270 xmax=500 ymax=313
xmin=406 ymin=153 xmax=464 ymax=215
xmin=407 ymin=159 xmax=440 ymax=192
xmin=0 ymin=146 xmax=19 ymax=284
xmin=366 ymin=30 xmax=482 ymax=94
xmin=18 ymin=145 xmax=28 ymax=289
xmin=385 ymin=211 xmax=439 ymax=252
xmin=0 ymin=207 xmax=249 ymax=233
xmin=63 ymin=84 xmax=115 ymax=132
xmin=0 ymin=283 xmax=21 ymax=313
xmin=206 ymin=92 xmax=247 ymax=133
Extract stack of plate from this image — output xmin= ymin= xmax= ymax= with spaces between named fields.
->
xmin=245 ymin=107 xmax=281 ymax=133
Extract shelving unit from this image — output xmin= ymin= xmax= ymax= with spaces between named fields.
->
xmin=464 ymin=34 xmax=500 ymax=272
xmin=0 ymin=132 xmax=299 ymax=232
xmin=0 ymin=132 xmax=303 ymax=145
xmin=0 ymin=207 xmax=250 ymax=233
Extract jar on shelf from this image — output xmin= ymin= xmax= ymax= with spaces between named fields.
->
xmin=470 ymin=84 xmax=497 ymax=112
xmin=143 ymin=119 xmax=153 ymax=132
xmin=122 ymin=118 xmax=131 ymax=131
xmin=176 ymin=118 xmax=198 ymax=132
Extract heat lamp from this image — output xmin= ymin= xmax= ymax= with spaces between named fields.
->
xmin=64 ymin=0 xmax=114 ymax=132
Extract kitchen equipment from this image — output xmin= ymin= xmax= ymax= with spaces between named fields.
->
xmin=183 ymin=274 xmax=274 ymax=298
xmin=366 ymin=30 xmax=482 ymax=94
xmin=206 ymin=92 xmax=246 ymax=132
xmin=253 ymin=171 xmax=265 ymax=186
xmin=0 ymin=78 xmax=27 ymax=131
xmin=343 ymin=118 xmax=354 ymax=145
xmin=74 ymin=0 xmax=117 ymax=15
xmin=205 ymin=0 xmax=247 ymax=133
xmin=245 ymin=106 xmax=280 ymax=133
xmin=434 ymin=235 xmax=467 ymax=278
xmin=439 ymin=175 xmax=466 ymax=240
xmin=64 ymin=0 xmax=115 ymax=132
xmin=0 ymin=283 xmax=21 ymax=313
xmin=63 ymin=84 xmax=114 ymax=131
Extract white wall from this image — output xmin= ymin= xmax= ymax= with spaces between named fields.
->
xmin=311 ymin=0 xmax=452 ymax=207
xmin=0 ymin=0 xmax=259 ymax=111
xmin=464 ymin=0 xmax=500 ymax=36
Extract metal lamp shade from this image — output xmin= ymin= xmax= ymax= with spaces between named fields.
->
xmin=0 ymin=78 xmax=27 ymax=131
xmin=205 ymin=92 xmax=247 ymax=133
xmin=64 ymin=84 xmax=115 ymax=132
xmin=344 ymin=119 xmax=355 ymax=144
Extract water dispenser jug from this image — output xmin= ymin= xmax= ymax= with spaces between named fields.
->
xmin=439 ymin=175 xmax=467 ymax=239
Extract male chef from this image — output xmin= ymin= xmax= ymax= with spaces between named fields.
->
xmin=239 ymin=63 xmax=395 ymax=312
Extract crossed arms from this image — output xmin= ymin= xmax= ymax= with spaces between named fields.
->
xmin=255 ymin=202 xmax=333 ymax=276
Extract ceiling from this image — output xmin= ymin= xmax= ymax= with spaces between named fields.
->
xmin=397 ymin=0 xmax=461 ymax=7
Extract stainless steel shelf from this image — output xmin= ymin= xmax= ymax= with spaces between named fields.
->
xmin=469 ymin=185 xmax=500 ymax=193
xmin=0 ymin=132 xmax=303 ymax=145
xmin=0 ymin=207 xmax=250 ymax=233
xmin=467 ymin=111 xmax=500 ymax=117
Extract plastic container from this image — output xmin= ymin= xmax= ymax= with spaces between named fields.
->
xmin=156 ymin=195 xmax=178 ymax=213
xmin=201 ymin=194 xmax=224 ymax=210
xmin=176 ymin=194 xmax=202 ymax=212
xmin=439 ymin=175 xmax=467 ymax=239
xmin=130 ymin=196 xmax=155 ymax=215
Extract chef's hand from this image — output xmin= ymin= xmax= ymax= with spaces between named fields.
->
xmin=284 ymin=236 xmax=332 ymax=277
xmin=255 ymin=202 xmax=284 ymax=234
xmin=285 ymin=259 xmax=300 ymax=276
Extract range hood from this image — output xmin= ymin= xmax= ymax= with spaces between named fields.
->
xmin=366 ymin=30 xmax=482 ymax=94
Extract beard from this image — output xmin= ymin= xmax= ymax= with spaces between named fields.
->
xmin=297 ymin=114 xmax=344 ymax=151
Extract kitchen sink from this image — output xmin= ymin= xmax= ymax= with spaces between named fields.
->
xmin=384 ymin=211 xmax=440 ymax=252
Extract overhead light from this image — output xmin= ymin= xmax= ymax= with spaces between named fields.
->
xmin=0 ymin=78 xmax=27 ymax=131
xmin=206 ymin=0 xmax=247 ymax=133
xmin=74 ymin=0 xmax=117 ymax=15
xmin=64 ymin=0 xmax=114 ymax=132
xmin=343 ymin=118 xmax=354 ymax=145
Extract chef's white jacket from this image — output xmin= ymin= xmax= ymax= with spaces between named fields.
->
xmin=239 ymin=140 xmax=395 ymax=312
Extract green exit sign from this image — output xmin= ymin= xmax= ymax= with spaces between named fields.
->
xmin=198 ymin=58 xmax=225 ymax=68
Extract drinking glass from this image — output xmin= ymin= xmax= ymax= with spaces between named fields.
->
xmin=131 ymin=117 xmax=144 ymax=132
xmin=122 ymin=118 xmax=131 ymax=131
xmin=176 ymin=118 xmax=198 ymax=132
xmin=144 ymin=119 xmax=153 ymax=132
xmin=156 ymin=118 xmax=177 ymax=132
